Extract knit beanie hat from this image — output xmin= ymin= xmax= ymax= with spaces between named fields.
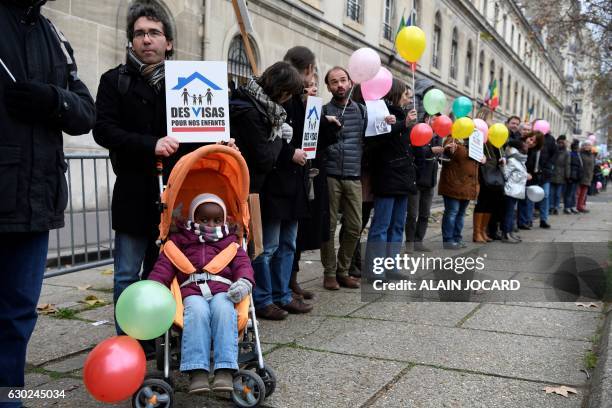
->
xmin=189 ymin=193 xmax=227 ymax=224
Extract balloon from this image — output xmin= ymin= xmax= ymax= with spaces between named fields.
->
xmin=395 ymin=26 xmax=426 ymax=63
xmin=84 ymin=336 xmax=146 ymax=403
xmin=410 ymin=123 xmax=433 ymax=146
xmin=432 ymin=115 xmax=452 ymax=137
xmin=533 ymin=120 xmax=550 ymax=134
xmin=596 ymin=181 xmax=603 ymax=190
xmin=361 ymin=67 xmax=393 ymax=101
xmin=116 ymin=280 xmax=176 ymax=340
xmin=473 ymin=119 xmax=489 ymax=143
xmin=452 ymin=96 xmax=473 ymax=118
xmin=423 ymin=89 xmax=447 ymax=115
xmin=347 ymin=48 xmax=381 ymax=84
xmin=526 ymin=185 xmax=545 ymax=202
xmin=451 ymin=117 xmax=475 ymax=140
xmin=588 ymin=135 xmax=597 ymax=143
xmin=489 ymin=123 xmax=509 ymax=148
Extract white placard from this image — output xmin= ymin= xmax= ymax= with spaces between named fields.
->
xmin=301 ymin=96 xmax=323 ymax=159
xmin=469 ymin=129 xmax=484 ymax=162
xmin=165 ymin=61 xmax=230 ymax=143
xmin=365 ymin=100 xmax=391 ymax=137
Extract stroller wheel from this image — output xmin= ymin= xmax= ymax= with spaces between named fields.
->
xmin=132 ymin=377 xmax=174 ymax=408
xmin=231 ymin=369 xmax=266 ymax=408
xmin=244 ymin=363 xmax=277 ymax=397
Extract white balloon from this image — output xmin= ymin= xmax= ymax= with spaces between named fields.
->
xmin=526 ymin=185 xmax=545 ymax=202
xmin=347 ymin=48 xmax=381 ymax=84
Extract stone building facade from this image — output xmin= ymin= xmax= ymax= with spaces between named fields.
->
xmin=43 ymin=0 xmax=575 ymax=152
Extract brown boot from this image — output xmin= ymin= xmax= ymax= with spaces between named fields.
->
xmin=337 ymin=275 xmax=360 ymax=289
xmin=188 ymin=369 xmax=210 ymax=394
xmin=212 ymin=369 xmax=234 ymax=392
xmin=255 ymin=304 xmax=288 ymax=320
xmin=472 ymin=213 xmax=486 ymax=243
xmin=323 ymin=276 xmax=340 ymax=290
xmin=290 ymin=269 xmax=315 ymax=300
xmin=481 ymin=213 xmax=493 ymax=242
xmin=279 ymin=297 xmax=313 ymax=314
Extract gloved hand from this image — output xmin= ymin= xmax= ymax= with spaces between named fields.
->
xmin=4 ymin=81 xmax=59 ymax=122
xmin=227 ymin=278 xmax=252 ymax=303
xmin=281 ymin=123 xmax=293 ymax=143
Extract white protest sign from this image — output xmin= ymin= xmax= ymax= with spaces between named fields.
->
xmin=469 ymin=129 xmax=484 ymax=162
xmin=301 ymin=96 xmax=323 ymax=159
xmin=165 ymin=61 xmax=230 ymax=143
xmin=365 ymin=100 xmax=391 ymax=137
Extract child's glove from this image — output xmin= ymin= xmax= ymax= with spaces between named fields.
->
xmin=227 ymin=278 xmax=252 ymax=303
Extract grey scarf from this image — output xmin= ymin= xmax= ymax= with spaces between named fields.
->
xmin=244 ymin=78 xmax=286 ymax=141
xmin=126 ymin=48 xmax=165 ymax=93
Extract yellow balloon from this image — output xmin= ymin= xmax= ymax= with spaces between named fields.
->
xmin=451 ymin=117 xmax=474 ymax=139
xmin=489 ymin=123 xmax=509 ymax=147
xmin=395 ymin=26 xmax=426 ymax=63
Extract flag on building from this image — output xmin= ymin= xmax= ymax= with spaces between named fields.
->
xmin=524 ymin=105 xmax=534 ymax=122
xmin=484 ymin=80 xmax=499 ymax=110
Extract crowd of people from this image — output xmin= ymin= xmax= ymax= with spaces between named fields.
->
xmin=2 ymin=0 xmax=610 ymax=401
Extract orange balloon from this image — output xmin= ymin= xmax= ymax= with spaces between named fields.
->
xmin=84 ymin=336 xmax=146 ymax=403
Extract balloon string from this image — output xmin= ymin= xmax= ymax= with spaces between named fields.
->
xmin=341 ymin=86 xmax=355 ymax=117
xmin=411 ymin=63 xmax=416 ymax=112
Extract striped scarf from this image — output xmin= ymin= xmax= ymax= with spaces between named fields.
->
xmin=126 ymin=48 xmax=165 ymax=93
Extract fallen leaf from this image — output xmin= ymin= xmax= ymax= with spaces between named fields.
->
xmin=101 ymin=269 xmax=113 ymax=276
xmin=543 ymin=385 xmax=578 ymax=397
xmin=36 ymin=304 xmax=57 ymax=315
xmin=80 ymin=295 xmax=105 ymax=306
xmin=77 ymin=284 xmax=92 ymax=291
xmin=575 ymin=302 xmax=599 ymax=309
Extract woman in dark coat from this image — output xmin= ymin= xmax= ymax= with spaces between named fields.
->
xmin=517 ymin=131 xmax=543 ymax=228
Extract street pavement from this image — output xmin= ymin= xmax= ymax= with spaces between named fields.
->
xmin=23 ymin=190 xmax=611 ymax=407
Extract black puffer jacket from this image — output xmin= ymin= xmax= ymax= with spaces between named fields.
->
xmin=229 ymin=87 xmax=283 ymax=193
xmin=412 ymin=135 xmax=442 ymax=189
xmin=0 ymin=3 xmax=95 ymax=233
xmin=322 ymin=99 xmax=366 ymax=179
xmin=368 ymin=105 xmax=417 ymax=196
xmin=538 ymin=133 xmax=558 ymax=183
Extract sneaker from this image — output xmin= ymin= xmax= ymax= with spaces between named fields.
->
xmin=540 ymin=221 xmax=551 ymax=229
xmin=255 ymin=304 xmax=288 ymax=320
xmin=518 ymin=225 xmax=531 ymax=230
xmin=212 ymin=369 xmax=234 ymax=392
xmin=502 ymin=233 xmax=520 ymax=243
xmin=570 ymin=208 xmax=579 ymax=214
xmin=456 ymin=240 xmax=467 ymax=248
xmin=279 ymin=297 xmax=313 ymax=314
xmin=413 ymin=242 xmax=432 ymax=252
xmin=443 ymin=242 xmax=460 ymax=250
xmin=188 ymin=370 xmax=210 ymax=394
xmin=552 ymin=208 xmax=559 ymax=215
xmin=563 ymin=208 xmax=572 ymax=214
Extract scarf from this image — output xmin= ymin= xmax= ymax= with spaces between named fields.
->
xmin=126 ymin=47 xmax=165 ymax=93
xmin=244 ymin=78 xmax=287 ymax=141
xmin=186 ymin=221 xmax=236 ymax=243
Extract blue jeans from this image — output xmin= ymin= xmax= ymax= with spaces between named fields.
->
xmin=564 ymin=182 xmax=577 ymax=209
xmin=180 ymin=294 xmax=238 ymax=372
xmin=252 ymin=219 xmax=297 ymax=309
xmin=539 ymin=182 xmax=551 ymax=222
xmin=0 ymin=232 xmax=48 ymax=407
xmin=441 ymin=196 xmax=469 ymax=243
xmin=368 ymin=196 xmax=409 ymax=244
xmin=517 ymin=198 xmax=533 ymax=226
xmin=502 ymin=197 xmax=518 ymax=234
xmin=113 ymin=231 xmax=159 ymax=335
xmin=550 ymin=183 xmax=564 ymax=211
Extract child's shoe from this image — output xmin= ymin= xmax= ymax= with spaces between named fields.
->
xmin=188 ymin=369 xmax=210 ymax=394
xmin=212 ymin=369 xmax=234 ymax=392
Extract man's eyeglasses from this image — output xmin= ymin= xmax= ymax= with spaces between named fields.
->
xmin=133 ymin=29 xmax=165 ymax=40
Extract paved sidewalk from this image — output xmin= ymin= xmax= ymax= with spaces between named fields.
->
xmin=24 ymin=191 xmax=611 ymax=407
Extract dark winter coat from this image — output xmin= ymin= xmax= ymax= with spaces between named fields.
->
xmin=525 ymin=147 xmax=542 ymax=186
xmin=551 ymin=147 xmax=570 ymax=184
xmin=412 ymin=136 xmax=442 ymax=189
xmin=438 ymin=137 xmax=479 ymax=201
xmin=538 ymin=133 xmax=558 ymax=183
xmin=229 ymin=87 xmax=283 ymax=193
xmin=569 ymin=151 xmax=584 ymax=182
xmin=93 ymin=64 xmax=167 ymax=236
xmin=580 ymin=151 xmax=595 ymax=186
xmin=322 ymin=99 xmax=367 ymax=179
xmin=367 ymin=105 xmax=417 ymax=196
xmin=148 ymin=226 xmax=254 ymax=300
xmin=0 ymin=3 xmax=95 ymax=233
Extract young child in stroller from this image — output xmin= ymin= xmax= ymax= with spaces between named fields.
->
xmin=148 ymin=193 xmax=255 ymax=394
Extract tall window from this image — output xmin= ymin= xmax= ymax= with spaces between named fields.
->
xmin=506 ymin=74 xmax=511 ymax=110
xmin=513 ymin=81 xmax=518 ymax=113
xmin=432 ymin=12 xmax=442 ymax=69
xmin=450 ymin=28 xmax=458 ymax=80
xmin=494 ymin=3 xmax=500 ymax=29
xmin=478 ymin=50 xmax=484 ymax=94
xmin=510 ymin=25 xmax=515 ymax=48
xmin=465 ymin=40 xmax=473 ymax=87
xmin=520 ymin=86 xmax=524 ymax=116
xmin=499 ymin=67 xmax=504 ymax=106
xmin=489 ymin=59 xmax=495 ymax=88
xmin=482 ymin=0 xmax=488 ymax=18
xmin=228 ymin=35 xmax=256 ymax=87
xmin=347 ymin=0 xmax=363 ymax=23
xmin=518 ymin=33 xmax=522 ymax=55
xmin=502 ymin=15 xmax=507 ymax=39
xmin=411 ymin=0 xmax=420 ymax=26
xmin=383 ymin=0 xmax=395 ymax=40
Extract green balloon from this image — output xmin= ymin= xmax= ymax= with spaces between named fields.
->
xmin=116 ymin=280 xmax=176 ymax=340
xmin=452 ymin=96 xmax=473 ymax=118
xmin=423 ymin=89 xmax=447 ymax=115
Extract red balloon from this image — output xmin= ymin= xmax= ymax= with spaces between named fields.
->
xmin=410 ymin=123 xmax=434 ymax=147
xmin=432 ymin=115 xmax=452 ymax=137
xmin=84 ymin=336 xmax=146 ymax=403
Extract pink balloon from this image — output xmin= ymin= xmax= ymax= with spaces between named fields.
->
xmin=473 ymin=119 xmax=489 ymax=143
xmin=533 ymin=120 xmax=550 ymax=135
xmin=361 ymin=67 xmax=393 ymax=101
xmin=596 ymin=181 xmax=603 ymax=190
xmin=347 ymin=48 xmax=381 ymax=84
xmin=588 ymin=135 xmax=597 ymax=142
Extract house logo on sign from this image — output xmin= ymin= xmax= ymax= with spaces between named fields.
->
xmin=307 ymin=105 xmax=319 ymax=131
xmin=172 ymin=72 xmax=222 ymax=107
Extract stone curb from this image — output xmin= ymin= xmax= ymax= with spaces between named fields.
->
xmin=587 ymin=303 xmax=612 ymax=407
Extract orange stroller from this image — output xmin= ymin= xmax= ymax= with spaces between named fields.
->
xmin=131 ymin=145 xmax=276 ymax=408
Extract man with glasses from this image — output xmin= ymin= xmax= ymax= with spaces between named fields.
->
xmin=93 ymin=3 xmax=177 ymax=343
